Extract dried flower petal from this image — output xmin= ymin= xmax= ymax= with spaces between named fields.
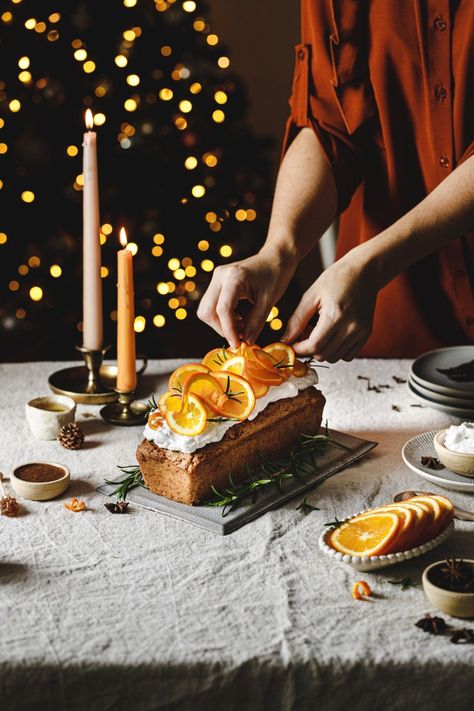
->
xmin=104 ymin=500 xmax=130 ymax=514
xmin=352 ymin=580 xmax=372 ymax=600
xmin=64 ymin=497 xmax=86 ymax=512
xmin=1 ymin=495 xmax=21 ymax=517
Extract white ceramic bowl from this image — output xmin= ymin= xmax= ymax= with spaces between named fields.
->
xmin=433 ymin=429 xmax=474 ymax=478
xmin=10 ymin=461 xmax=70 ymax=501
xmin=25 ymin=395 xmax=76 ymax=440
xmin=423 ymin=559 xmax=474 ymax=618
xmin=319 ymin=513 xmax=454 ymax=572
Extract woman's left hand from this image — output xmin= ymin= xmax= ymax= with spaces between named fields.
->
xmin=282 ymin=250 xmax=378 ymax=362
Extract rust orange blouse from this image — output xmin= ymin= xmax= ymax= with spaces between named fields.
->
xmin=283 ymin=0 xmax=474 ymax=357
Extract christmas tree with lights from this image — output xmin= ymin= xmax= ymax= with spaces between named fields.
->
xmin=0 ymin=0 xmax=285 ymax=360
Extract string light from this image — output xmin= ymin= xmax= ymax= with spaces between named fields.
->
xmin=126 ymin=242 xmax=138 ymax=255
xmin=212 ymin=109 xmax=225 ymax=123
xmin=74 ymin=48 xmax=87 ymax=61
xmin=235 ymin=209 xmax=247 ymax=221
xmin=93 ymin=113 xmax=106 ymax=126
xmin=184 ymin=156 xmax=197 ymax=169
xmin=152 ymin=246 xmax=163 ymax=256
xmin=134 ymin=316 xmax=146 ymax=332
xmin=190 ymin=82 xmax=201 ymax=94
xmin=207 ymin=34 xmax=218 ymax=46
xmin=115 ymin=55 xmax=128 ymax=68
xmin=193 ymin=19 xmax=205 ymax=31
xmin=153 ymin=233 xmax=165 ymax=244
xmin=153 ymin=314 xmax=166 ymax=327
xmin=124 ymin=0 xmax=137 ymax=7
xmin=0 ymin=143 xmax=8 ymax=154
xmin=18 ymin=265 xmax=28 ymax=275
xmin=270 ymin=318 xmax=283 ymax=331
xmin=179 ymin=99 xmax=192 ymax=113
xmin=101 ymin=266 xmax=109 ymax=278
xmin=18 ymin=56 xmax=30 ymax=69
xmin=24 ymin=18 xmax=36 ymax=30
xmin=29 ymin=286 xmax=43 ymax=301
xmin=204 ymin=153 xmax=218 ymax=167
xmin=102 ymin=223 xmax=113 ymax=235
xmin=159 ymin=88 xmax=173 ymax=100
xmin=157 ymin=282 xmax=169 ymax=294
xmin=0 ymin=233 xmax=7 ymax=244
xmin=168 ymin=257 xmax=180 ymax=270
xmin=9 ymin=99 xmax=21 ymax=112
xmin=124 ymin=98 xmax=138 ymax=111
xmin=19 ymin=71 xmax=32 ymax=83
xmin=198 ymin=240 xmax=209 ymax=251
xmin=50 ymin=265 xmax=62 ymax=277
xmin=183 ymin=1 xmax=196 ymax=11
xmin=127 ymin=74 xmax=140 ymax=86
xmin=28 ymin=256 xmax=40 ymax=267
xmin=83 ymin=60 xmax=96 ymax=73
xmin=214 ymin=91 xmax=227 ymax=105
xmin=9 ymin=281 xmax=20 ymax=291
xmin=21 ymin=191 xmax=35 ymax=203
xmin=161 ymin=45 xmax=172 ymax=56
xmin=191 ymin=184 xmax=205 ymax=198
xmin=220 ymin=245 xmax=232 ymax=257
xmin=218 ymin=56 xmax=230 ymax=68
xmin=201 ymin=259 xmax=214 ymax=272
xmin=175 ymin=307 xmax=187 ymax=320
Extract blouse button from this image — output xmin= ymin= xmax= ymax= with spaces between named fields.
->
xmin=298 ymin=49 xmax=305 ymax=60
xmin=434 ymin=16 xmax=447 ymax=31
xmin=439 ymin=155 xmax=450 ymax=168
xmin=435 ymin=85 xmax=447 ymax=101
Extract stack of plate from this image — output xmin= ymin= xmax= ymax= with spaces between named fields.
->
xmin=409 ymin=346 xmax=474 ymax=418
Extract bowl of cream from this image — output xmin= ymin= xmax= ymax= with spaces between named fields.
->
xmin=434 ymin=423 xmax=474 ymax=477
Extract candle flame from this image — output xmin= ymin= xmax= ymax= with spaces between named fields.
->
xmin=119 ymin=227 xmax=128 ymax=247
xmin=85 ymin=109 xmax=94 ymax=130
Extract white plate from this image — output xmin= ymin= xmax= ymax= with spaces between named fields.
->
xmin=411 ymin=346 xmax=474 ymax=397
xmin=408 ymin=381 xmax=474 ymax=419
xmin=319 ymin=516 xmax=454 ymax=572
xmin=408 ymin=376 xmax=474 ymax=408
xmin=402 ymin=429 xmax=474 ymax=493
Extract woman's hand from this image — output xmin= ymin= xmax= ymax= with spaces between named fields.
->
xmin=197 ymin=244 xmax=297 ymax=348
xmin=283 ymin=250 xmax=378 ymax=362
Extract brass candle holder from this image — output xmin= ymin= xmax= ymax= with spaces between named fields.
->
xmin=100 ymin=389 xmax=148 ymax=426
xmin=49 ymin=345 xmax=117 ymax=405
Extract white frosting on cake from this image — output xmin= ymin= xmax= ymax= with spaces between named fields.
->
xmin=143 ymin=367 xmax=319 ymax=453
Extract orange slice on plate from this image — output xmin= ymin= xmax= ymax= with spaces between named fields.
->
xmin=329 ymin=512 xmax=400 ymax=557
xmin=202 ymin=347 xmax=233 ymax=371
xmin=168 ymin=363 xmax=209 ymax=393
xmin=211 ymin=371 xmax=256 ymax=420
xmin=405 ymin=495 xmax=448 ymax=539
xmin=353 ymin=505 xmax=416 ymax=553
xmin=164 ymin=392 xmax=208 ymax=436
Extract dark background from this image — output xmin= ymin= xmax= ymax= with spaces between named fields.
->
xmin=0 ymin=0 xmax=320 ymax=362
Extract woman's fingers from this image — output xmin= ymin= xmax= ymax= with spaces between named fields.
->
xmin=282 ymin=291 xmax=318 ymax=343
xmin=342 ymin=338 xmax=366 ymax=361
xmin=292 ymin=309 xmax=338 ymax=357
xmin=215 ymin=284 xmax=243 ymax=349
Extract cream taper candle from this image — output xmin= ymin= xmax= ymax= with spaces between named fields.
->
xmin=82 ymin=109 xmax=103 ymax=351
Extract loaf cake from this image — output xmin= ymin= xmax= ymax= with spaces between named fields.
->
xmin=136 ymin=342 xmax=325 ymax=505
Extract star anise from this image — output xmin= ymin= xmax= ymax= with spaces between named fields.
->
xmin=440 ymin=556 xmax=474 ymax=592
xmin=421 ymin=455 xmax=442 ymax=469
xmin=104 ymin=500 xmax=130 ymax=514
xmin=1 ymin=495 xmax=21 ymax=517
xmin=415 ymin=614 xmax=447 ymax=635
xmin=450 ymin=628 xmax=474 ymax=644
xmin=392 ymin=405 xmax=401 ymax=412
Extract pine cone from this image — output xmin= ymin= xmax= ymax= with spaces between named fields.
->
xmin=58 ymin=423 xmax=84 ymax=450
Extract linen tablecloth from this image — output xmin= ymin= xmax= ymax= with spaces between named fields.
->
xmin=1 ymin=359 xmax=473 ymax=711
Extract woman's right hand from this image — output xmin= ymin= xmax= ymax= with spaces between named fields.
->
xmin=197 ymin=244 xmax=297 ymax=348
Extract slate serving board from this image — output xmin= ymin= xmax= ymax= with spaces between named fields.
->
xmin=97 ymin=429 xmax=377 ymax=535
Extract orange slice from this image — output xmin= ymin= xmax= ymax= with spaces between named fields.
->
xmin=353 ymin=505 xmax=416 ymax=553
xmin=263 ymin=342 xmax=296 ymax=368
xmin=164 ymin=392 xmax=208 ymax=436
xmin=405 ymin=495 xmax=447 ymax=539
xmin=210 ymin=371 xmax=256 ymax=420
xmin=368 ymin=501 xmax=429 ymax=549
xmin=329 ymin=512 xmax=400 ymax=557
xmin=221 ymin=356 xmax=269 ymax=399
xmin=168 ymin=363 xmax=209 ymax=393
xmin=425 ymin=494 xmax=454 ymax=528
xmin=202 ymin=347 xmax=233 ymax=371
xmin=159 ymin=390 xmax=182 ymax=413
xmin=180 ymin=371 xmax=223 ymax=413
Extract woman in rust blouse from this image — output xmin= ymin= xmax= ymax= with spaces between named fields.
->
xmin=199 ymin=0 xmax=474 ymax=360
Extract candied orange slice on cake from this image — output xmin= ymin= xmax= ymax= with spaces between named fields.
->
xmin=221 ymin=356 xmax=269 ymax=399
xmin=263 ymin=343 xmax=295 ymax=368
xmin=201 ymin=347 xmax=233 ymax=371
xmin=159 ymin=390 xmax=182 ymax=413
xmin=164 ymin=392 xmax=208 ymax=436
xmin=147 ymin=410 xmax=164 ymax=430
xmin=180 ymin=371 xmax=224 ymax=413
xmin=211 ymin=371 xmax=256 ymax=420
xmin=168 ymin=363 xmax=209 ymax=393
xmin=330 ymin=512 xmax=400 ymax=557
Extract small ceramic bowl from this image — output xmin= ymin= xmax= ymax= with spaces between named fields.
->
xmin=25 ymin=395 xmax=76 ymax=440
xmin=423 ymin=559 xmax=474 ymax=618
xmin=319 ymin=512 xmax=454 ymax=572
xmin=10 ymin=461 xmax=70 ymax=501
xmin=433 ymin=429 xmax=474 ymax=478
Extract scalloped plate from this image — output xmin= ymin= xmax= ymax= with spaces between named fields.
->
xmin=319 ymin=515 xmax=454 ymax=572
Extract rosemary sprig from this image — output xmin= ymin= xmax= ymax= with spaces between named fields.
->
xmin=388 ymin=577 xmax=415 ymax=591
xmin=145 ymin=393 xmax=158 ymax=414
xmin=204 ymin=431 xmax=330 ymax=516
xmin=303 ymin=357 xmax=330 ymax=369
xmin=324 ymin=517 xmax=343 ymax=527
xmin=207 ymin=416 xmax=239 ymax=423
xmin=296 ymin=495 xmax=320 ymax=515
xmin=211 ymin=346 xmax=230 ymax=367
xmin=104 ymin=465 xmax=144 ymax=500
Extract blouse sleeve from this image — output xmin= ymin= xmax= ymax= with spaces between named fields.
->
xmin=281 ymin=0 xmax=377 ymax=214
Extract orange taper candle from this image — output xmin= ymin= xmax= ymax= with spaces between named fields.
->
xmin=116 ymin=227 xmax=137 ymax=391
